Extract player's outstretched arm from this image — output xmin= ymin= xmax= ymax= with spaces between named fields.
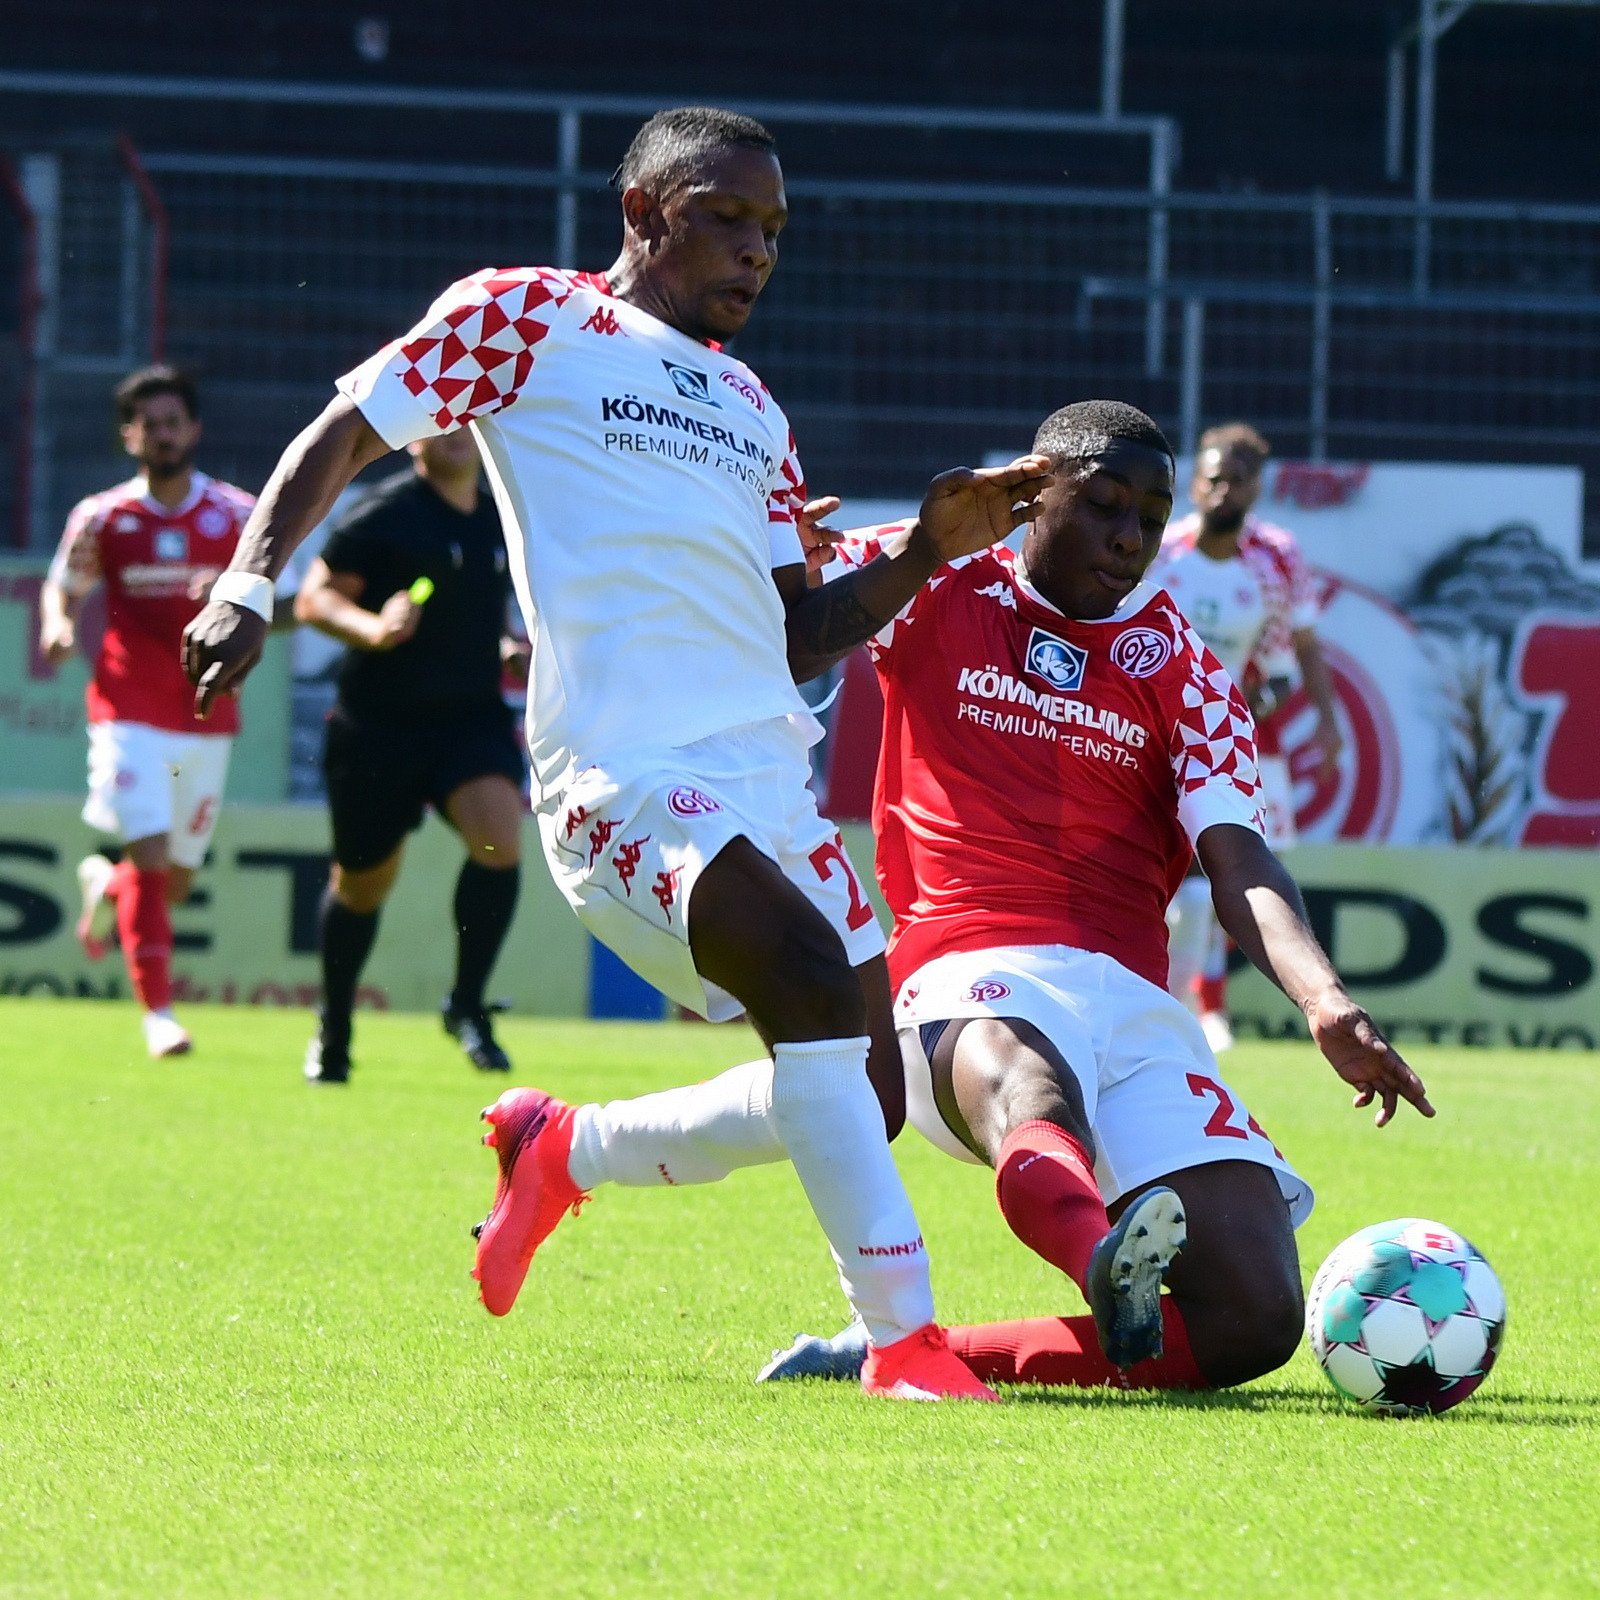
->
xmin=182 ymin=395 xmax=391 ymax=715
xmin=1198 ymin=822 xmax=1435 ymax=1127
xmin=779 ymin=455 xmax=1052 ymax=683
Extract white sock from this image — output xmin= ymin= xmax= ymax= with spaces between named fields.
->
xmin=566 ymin=1059 xmax=785 ymax=1190
xmin=768 ymin=1036 xmax=934 ymax=1349
xmin=1165 ymin=875 xmax=1215 ymax=1015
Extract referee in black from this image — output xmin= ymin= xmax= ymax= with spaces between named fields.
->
xmin=294 ymin=428 xmax=528 ymax=1083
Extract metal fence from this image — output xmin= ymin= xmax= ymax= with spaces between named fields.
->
xmin=4 ymin=80 xmax=1599 ymax=554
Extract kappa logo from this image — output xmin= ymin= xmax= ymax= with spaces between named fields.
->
xmin=154 ymin=529 xmax=186 ymax=562
xmin=965 ymin=978 xmax=1012 ymax=1002
xmin=1024 ymin=627 xmax=1087 ymax=692
xmin=667 ymin=785 xmax=723 ymax=818
xmin=718 ymin=370 xmax=765 ymax=412
xmin=587 ymin=817 xmax=619 ymax=868
xmin=661 ymin=360 xmax=720 ymax=407
xmin=612 ymin=835 xmax=651 ymax=895
xmin=197 ymin=506 xmax=231 ymax=538
xmin=1111 ymin=626 xmax=1174 ymax=680
xmin=114 ymin=513 xmax=141 ymax=533
xmin=563 ymin=804 xmax=589 ymax=840
xmin=652 ymin=866 xmax=684 ymax=917
xmin=580 ymin=305 xmax=625 ymax=337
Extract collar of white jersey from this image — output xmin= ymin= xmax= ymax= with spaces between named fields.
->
xmin=588 ymin=272 xmax=726 ymax=354
xmin=132 ymin=471 xmax=212 ymax=517
xmin=1011 ymin=556 xmax=1161 ymax=627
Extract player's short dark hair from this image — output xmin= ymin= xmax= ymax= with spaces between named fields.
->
xmin=1197 ymin=420 xmax=1271 ymax=469
xmin=115 ymin=364 xmax=199 ymax=424
xmin=612 ymin=106 xmax=778 ymax=196
xmin=1033 ymin=400 xmax=1173 ymax=469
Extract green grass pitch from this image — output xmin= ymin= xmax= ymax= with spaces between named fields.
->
xmin=2 ymin=999 xmax=1597 ymax=1599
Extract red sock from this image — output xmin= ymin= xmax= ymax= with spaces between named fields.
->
xmin=994 ymin=1119 xmax=1108 ymax=1292
xmin=1197 ymin=972 xmax=1228 ymax=1014
xmin=948 ymin=1298 xmax=1206 ymax=1391
xmin=113 ymin=864 xmax=173 ymax=1011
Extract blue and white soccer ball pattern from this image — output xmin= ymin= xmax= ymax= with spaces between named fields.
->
xmin=1306 ymin=1218 xmax=1506 ymax=1417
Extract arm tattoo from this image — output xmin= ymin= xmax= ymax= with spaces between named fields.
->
xmin=791 ymin=571 xmax=881 ymax=660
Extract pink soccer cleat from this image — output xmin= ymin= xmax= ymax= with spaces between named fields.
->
xmin=860 ymin=1324 xmax=1001 ymax=1402
xmin=472 ymin=1088 xmax=588 ymax=1316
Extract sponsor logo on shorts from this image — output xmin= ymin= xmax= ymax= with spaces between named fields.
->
xmin=858 ymin=1234 xmax=925 ymax=1258
xmin=667 ymin=785 xmax=723 ymax=818
xmin=612 ymin=835 xmax=651 ymax=895
xmin=652 ymin=866 xmax=684 ymax=918
xmin=719 ymin=370 xmax=765 ymax=412
xmin=1024 ymin=627 xmax=1087 ymax=692
xmin=1111 ymin=626 xmax=1174 ymax=679
xmin=965 ymin=978 xmax=1012 ymax=1002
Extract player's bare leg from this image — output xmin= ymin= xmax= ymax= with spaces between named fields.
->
xmin=684 ymin=838 xmax=992 ymax=1399
xmin=947 ymin=1162 xmax=1299 ymax=1391
xmin=932 ymin=1017 xmax=1185 ymax=1368
xmin=307 ymin=846 xmax=404 ymax=1083
xmin=857 ymin=954 xmax=906 ymax=1142
xmin=440 ymin=773 xmax=524 ymax=1073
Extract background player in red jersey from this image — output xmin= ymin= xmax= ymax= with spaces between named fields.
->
xmin=1156 ymin=421 xmax=1343 ymax=1050
xmin=759 ymin=400 xmax=1433 ymax=1393
xmin=39 ymin=366 xmax=255 ymax=1058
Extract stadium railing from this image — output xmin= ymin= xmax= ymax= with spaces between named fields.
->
xmin=2 ymin=77 xmax=1598 ymax=554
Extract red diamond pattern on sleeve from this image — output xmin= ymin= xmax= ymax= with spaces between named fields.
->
xmin=1163 ymin=603 xmax=1268 ymax=840
xmin=47 ymin=493 xmax=109 ymax=596
xmin=339 ymin=267 xmax=577 ymax=448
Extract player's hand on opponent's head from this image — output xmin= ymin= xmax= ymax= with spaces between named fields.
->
xmin=1306 ymin=990 xmax=1435 ymax=1127
xmin=183 ymin=602 xmax=268 ymax=717
xmin=798 ymin=496 xmax=843 ymax=576
xmin=915 ymin=454 xmax=1054 ymax=563
xmin=368 ymin=591 xmax=422 ymax=651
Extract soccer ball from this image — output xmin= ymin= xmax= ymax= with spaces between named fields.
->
xmin=1306 ymin=1218 xmax=1506 ymax=1417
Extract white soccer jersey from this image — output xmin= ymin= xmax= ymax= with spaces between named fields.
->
xmin=337 ymin=267 xmax=813 ymax=798
xmin=1150 ymin=513 xmax=1320 ymax=685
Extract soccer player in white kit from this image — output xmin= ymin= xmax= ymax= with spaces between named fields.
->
xmin=182 ymin=108 xmax=1052 ymax=1401
xmin=39 ymin=366 xmax=254 ymax=1059
xmin=757 ymin=402 xmax=1433 ymax=1394
xmin=1150 ymin=422 xmax=1342 ymax=1049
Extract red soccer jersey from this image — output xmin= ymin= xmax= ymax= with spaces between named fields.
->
xmin=48 ymin=473 xmax=255 ymax=735
xmin=840 ymin=537 xmax=1266 ymax=993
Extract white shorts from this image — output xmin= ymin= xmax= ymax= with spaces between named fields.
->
xmin=894 ymin=944 xmax=1313 ymax=1226
xmin=1259 ymin=753 xmax=1298 ymax=848
xmin=83 ymin=721 xmax=233 ymax=869
xmin=538 ymin=717 xmax=886 ymax=1022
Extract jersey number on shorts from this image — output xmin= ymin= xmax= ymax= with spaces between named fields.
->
xmin=1186 ymin=1072 xmax=1282 ymax=1156
xmin=188 ymin=796 xmax=217 ymax=836
xmin=809 ymin=836 xmax=876 ymax=931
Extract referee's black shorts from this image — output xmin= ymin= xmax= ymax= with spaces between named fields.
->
xmin=323 ymin=698 xmax=525 ymax=871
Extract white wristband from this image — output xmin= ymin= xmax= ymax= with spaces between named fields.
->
xmin=210 ymin=570 xmax=274 ymax=623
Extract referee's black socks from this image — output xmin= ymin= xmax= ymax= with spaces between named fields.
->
xmin=451 ymin=859 xmax=521 ymax=1016
xmin=320 ymin=887 xmax=382 ymax=1041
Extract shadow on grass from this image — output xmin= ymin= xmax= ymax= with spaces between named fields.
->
xmin=1005 ymin=1383 xmax=1600 ymax=1427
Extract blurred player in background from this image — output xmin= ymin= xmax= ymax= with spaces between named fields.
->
xmin=38 ymin=366 xmax=254 ymax=1058
xmin=183 ymin=106 xmax=1051 ymax=1400
xmin=1151 ymin=422 xmax=1341 ymax=1050
xmin=759 ymin=401 xmax=1432 ymax=1394
xmin=293 ymin=429 xmax=529 ymax=1084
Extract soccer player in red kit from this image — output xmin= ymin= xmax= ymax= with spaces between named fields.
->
xmin=759 ymin=400 xmax=1433 ymax=1393
xmin=39 ymin=367 xmax=254 ymax=1058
